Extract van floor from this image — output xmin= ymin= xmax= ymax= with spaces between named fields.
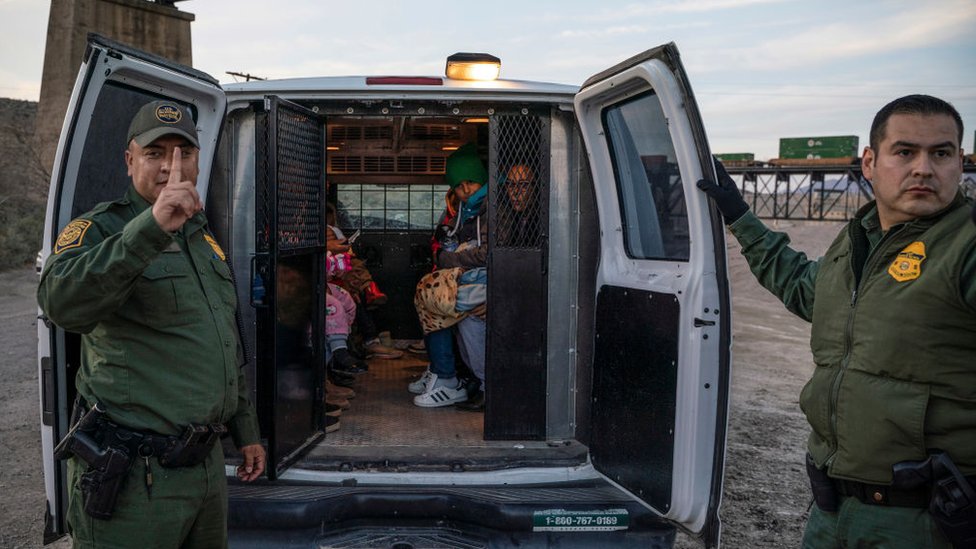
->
xmin=301 ymin=347 xmax=587 ymax=472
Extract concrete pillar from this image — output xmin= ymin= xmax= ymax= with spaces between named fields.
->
xmin=34 ymin=0 xmax=194 ymax=174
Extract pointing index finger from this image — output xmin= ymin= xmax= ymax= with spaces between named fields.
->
xmin=168 ymin=146 xmax=182 ymax=185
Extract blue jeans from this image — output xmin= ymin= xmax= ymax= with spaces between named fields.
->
xmin=425 ymin=328 xmax=456 ymax=378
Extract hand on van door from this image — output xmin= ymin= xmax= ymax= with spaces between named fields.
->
xmin=696 ymin=157 xmax=749 ymax=224
xmin=152 ymin=146 xmax=203 ymax=232
xmin=236 ymin=443 xmax=266 ymax=482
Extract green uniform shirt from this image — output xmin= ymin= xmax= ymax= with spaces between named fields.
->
xmin=728 ymin=194 xmax=976 ymax=483
xmin=38 ymin=186 xmax=260 ymax=448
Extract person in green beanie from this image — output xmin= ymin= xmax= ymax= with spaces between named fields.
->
xmin=411 ymin=143 xmax=490 ymax=410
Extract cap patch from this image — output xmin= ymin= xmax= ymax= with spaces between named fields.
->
xmin=155 ymin=104 xmax=182 ymax=124
xmin=204 ymin=234 xmax=226 ymax=261
xmin=54 ymin=219 xmax=92 ymax=254
xmin=888 ymin=241 xmax=925 ymax=282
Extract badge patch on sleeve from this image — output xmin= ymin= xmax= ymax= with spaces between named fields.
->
xmin=888 ymin=241 xmax=925 ymax=282
xmin=54 ymin=219 xmax=92 ymax=254
xmin=204 ymin=234 xmax=226 ymax=261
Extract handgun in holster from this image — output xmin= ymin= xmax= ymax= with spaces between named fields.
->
xmin=893 ymin=451 xmax=976 ymax=547
xmin=53 ymin=402 xmax=134 ymax=520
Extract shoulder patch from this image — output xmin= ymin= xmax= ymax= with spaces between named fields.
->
xmin=54 ymin=219 xmax=92 ymax=254
xmin=204 ymin=234 xmax=226 ymax=261
xmin=888 ymin=241 xmax=925 ymax=282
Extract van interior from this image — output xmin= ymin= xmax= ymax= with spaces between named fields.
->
xmin=209 ymin=99 xmax=598 ymax=476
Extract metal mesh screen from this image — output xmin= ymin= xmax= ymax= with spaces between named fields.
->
xmin=275 ymin=107 xmax=323 ymax=250
xmin=490 ymin=114 xmax=549 ymax=249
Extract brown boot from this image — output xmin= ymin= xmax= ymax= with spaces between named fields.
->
xmin=326 ymin=380 xmax=356 ymax=400
xmin=326 ymin=394 xmax=351 ymax=410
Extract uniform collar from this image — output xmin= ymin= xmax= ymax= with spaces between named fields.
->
xmin=856 ymin=190 xmax=968 ymax=236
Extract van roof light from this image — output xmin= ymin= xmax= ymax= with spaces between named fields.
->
xmin=445 ymin=52 xmax=501 ymax=81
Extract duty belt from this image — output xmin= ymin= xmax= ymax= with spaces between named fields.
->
xmin=834 ymin=479 xmax=930 ymax=508
xmin=834 ymin=476 xmax=976 ymax=509
xmin=74 ymin=397 xmax=226 ymax=468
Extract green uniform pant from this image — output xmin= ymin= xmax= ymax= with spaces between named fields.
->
xmin=803 ymin=495 xmax=952 ymax=548
xmin=67 ymin=443 xmax=228 ymax=549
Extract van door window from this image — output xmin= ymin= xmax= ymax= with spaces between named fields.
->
xmin=603 ymin=91 xmax=690 ymax=261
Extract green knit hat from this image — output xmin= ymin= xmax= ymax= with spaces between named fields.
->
xmin=445 ymin=143 xmax=487 ymax=189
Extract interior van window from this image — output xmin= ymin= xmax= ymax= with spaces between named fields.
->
xmin=336 ymin=183 xmax=451 ymax=231
xmin=603 ymin=91 xmax=690 ymax=261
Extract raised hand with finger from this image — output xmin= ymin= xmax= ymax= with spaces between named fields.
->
xmin=152 ymin=145 xmax=203 ymax=232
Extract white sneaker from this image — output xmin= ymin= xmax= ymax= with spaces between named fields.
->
xmin=408 ymin=369 xmax=434 ymax=394
xmin=414 ymin=378 xmax=468 ymax=408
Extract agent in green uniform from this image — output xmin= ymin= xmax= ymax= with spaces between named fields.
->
xmin=698 ymin=95 xmax=975 ymax=548
xmin=38 ymin=100 xmax=266 ymax=548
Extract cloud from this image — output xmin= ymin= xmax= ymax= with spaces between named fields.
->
xmin=690 ymin=0 xmax=976 ymax=71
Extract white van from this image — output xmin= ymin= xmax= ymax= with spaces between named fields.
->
xmin=37 ymin=34 xmax=732 ymax=548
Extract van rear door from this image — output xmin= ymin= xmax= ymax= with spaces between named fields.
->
xmin=252 ymin=96 xmax=327 ymax=479
xmin=574 ymin=42 xmax=732 ymax=547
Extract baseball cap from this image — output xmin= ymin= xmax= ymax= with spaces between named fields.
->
xmin=126 ymin=100 xmax=199 ymax=148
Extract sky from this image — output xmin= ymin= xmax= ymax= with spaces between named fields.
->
xmin=1 ymin=0 xmax=974 ymax=160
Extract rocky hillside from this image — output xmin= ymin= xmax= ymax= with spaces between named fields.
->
xmin=0 ymin=98 xmax=48 ymax=270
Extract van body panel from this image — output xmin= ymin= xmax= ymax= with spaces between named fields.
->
xmin=574 ymin=43 xmax=731 ymax=545
xmin=39 ymin=35 xmax=730 ymax=548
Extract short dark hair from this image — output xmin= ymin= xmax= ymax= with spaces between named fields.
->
xmin=870 ymin=94 xmax=963 ymax=151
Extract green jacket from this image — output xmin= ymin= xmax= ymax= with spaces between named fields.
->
xmin=38 ymin=186 xmax=260 ymax=448
xmin=729 ymin=194 xmax=976 ymax=484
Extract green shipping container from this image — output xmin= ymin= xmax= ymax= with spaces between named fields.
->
xmin=716 ymin=153 xmax=755 ymax=161
xmin=779 ymin=135 xmax=858 ymax=160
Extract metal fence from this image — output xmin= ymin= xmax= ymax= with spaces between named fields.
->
xmin=726 ymin=165 xmax=976 ymax=221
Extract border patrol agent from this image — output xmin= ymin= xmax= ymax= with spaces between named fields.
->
xmin=698 ymin=95 xmax=976 ymax=548
xmin=38 ymin=100 xmax=266 ymax=548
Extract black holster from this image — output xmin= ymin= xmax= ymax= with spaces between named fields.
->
xmin=893 ymin=452 xmax=976 ymax=547
xmin=157 ymin=423 xmax=226 ymax=468
xmin=806 ymin=453 xmax=839 ymax=513
xmin=53 ymin=402 xmax=134 ymax=520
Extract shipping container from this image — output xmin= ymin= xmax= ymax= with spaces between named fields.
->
xmin=716 ymin=153 xmax=754 ymax=161
xmin=779 ymin=135 xmax=858 ymax=160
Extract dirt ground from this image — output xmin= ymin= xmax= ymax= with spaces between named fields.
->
xmin=0 ymin=220 xmax=843 ymax=548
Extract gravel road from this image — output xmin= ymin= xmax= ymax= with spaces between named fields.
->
xmin=0 ymin=220 xmax=843 ymax=548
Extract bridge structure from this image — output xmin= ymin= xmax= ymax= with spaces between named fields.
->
xmin=725 ymin=164 xmax=976 ymax=221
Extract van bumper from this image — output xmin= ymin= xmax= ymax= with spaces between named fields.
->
xmin=227 ymin=479 xmax=676 ymax=548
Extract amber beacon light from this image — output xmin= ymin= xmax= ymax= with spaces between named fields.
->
xmin=445 ymin=52 xmax=501 ymax=81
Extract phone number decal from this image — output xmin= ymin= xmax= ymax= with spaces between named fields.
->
xmin=532 ymin=509 xmax=629 ymax=532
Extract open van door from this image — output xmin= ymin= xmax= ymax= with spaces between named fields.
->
xmin=252 ymin=96 xmax=327 ymax=479
xmin=574 ymin=43 xmax=732 ymax=547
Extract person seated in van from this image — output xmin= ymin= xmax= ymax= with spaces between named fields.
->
xmin=326 ymin=250 xmax=369 ymax=375
xmin=327 ymin=205 xmax=402 ymax=360
xmin=500 ymin=163 xmax=541 ymax=240
xmin=411 ymin=143 xmax=489 ymax=408
xmin=406 ymin=188 xmax=463 ymax=357
xmin=327 ymin=203 xmax=388 ymax=307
